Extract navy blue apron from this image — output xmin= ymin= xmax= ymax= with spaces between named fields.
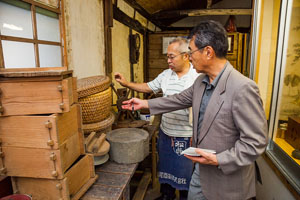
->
xmin=157 ymin=128 xmax=193 ymax=190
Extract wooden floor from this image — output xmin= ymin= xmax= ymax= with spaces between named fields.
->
xmin=144 ymin=179 xmax=161 ymax=200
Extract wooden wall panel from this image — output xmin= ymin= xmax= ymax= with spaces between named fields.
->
xmin=147 ymin=31 xmax=250 ymax=82
xmin=227 ymin=32 xmax=249 ymax=76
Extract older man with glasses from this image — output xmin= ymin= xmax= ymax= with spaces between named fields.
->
xmin=115 ymin=37 xmax=199 ymax=200
xmin=121 ymin=20 xmax=268 ymax=200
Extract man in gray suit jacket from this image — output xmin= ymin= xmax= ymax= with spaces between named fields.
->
xmin=122 ymin=20 xmax=268 ymax=200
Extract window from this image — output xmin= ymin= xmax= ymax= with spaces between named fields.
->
xmin=267 ymin=0 xmax=300 ymax=194
xmin=0 ymin=0 xmax=65 ymax=69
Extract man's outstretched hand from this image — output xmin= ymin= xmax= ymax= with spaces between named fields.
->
xmin=122 ymin=98 xmax=149 ymax=111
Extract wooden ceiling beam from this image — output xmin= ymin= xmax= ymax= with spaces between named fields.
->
xmin=181 ymin=9 xmax=252 ymax=16
xmin=113 ymin=5 xmax=145 ymax=34
xmin=123 ymin=0 xmax=165 ymax=29
xmin=153 ymin=8 xmax=252 ymax=20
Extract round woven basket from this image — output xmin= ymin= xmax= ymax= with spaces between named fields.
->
xmin=77 ymin=75 xmax=111 ymax=98
xmin=83 ymin=112 xmax=115 ymax=134
xmin=79 ymin=88 xmax=112 ymax=123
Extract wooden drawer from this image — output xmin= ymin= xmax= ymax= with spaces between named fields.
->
xmin=0 ymin=104 xmax=83 ymax=150
xmin=0 ymin=71 xmax=77 ymax=116
xmin=0 ymin=104 xmax=85 ymax=178
xmin=12 ymin=154 xmax=98 ymax=200
xmin=1 ymin=132 xmax=81 ymax=179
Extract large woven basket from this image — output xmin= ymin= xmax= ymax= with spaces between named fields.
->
xmin=79 ymin=88 xmax=112 ymax=123
xmin=83 ymin=112 xmax=115 ymax=134
xmin=77 ymin=75 xmax=110 ymax=98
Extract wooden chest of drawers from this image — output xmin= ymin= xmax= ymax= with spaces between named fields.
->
xmin=0 ymin=70 xmax=96 ymax=199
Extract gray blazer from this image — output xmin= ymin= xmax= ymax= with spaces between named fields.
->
xmin=148 ymin=62 xmax=268 ymax=200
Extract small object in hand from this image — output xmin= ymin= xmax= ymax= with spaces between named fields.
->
xmin=132 ymin=102 xmax=134 ymax=114
xmin=292 ymin=149 xmax=300 ymax=160
xmin=181 ymin=147 xmax=216 ymax=157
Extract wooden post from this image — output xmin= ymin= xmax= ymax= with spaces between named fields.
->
xmin=104 ymin=0 xmax=113 ymax=75
xmin=60 ymin=0 xmax=68 ymax=68
xmin=31 ymin=4 xmax=40 ymax=68
xmin=0 ymin=37 xmax=4 ymax=68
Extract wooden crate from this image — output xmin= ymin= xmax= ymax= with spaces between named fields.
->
xmin=0 ymin=104 xmax=85 ymax=178
xmin=286 ymin=116 xmax=300 ymax=149
xmin=0 ymin=70 xmax=77 ymax=116
xmin=12 ymin=154 xmax=98 ymax=200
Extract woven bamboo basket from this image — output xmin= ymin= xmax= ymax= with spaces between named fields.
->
xmin=83 ymin=112 xmax=115 ymax=134
xmin=77 ymin=75 xmax=110 ymax=98
xmin=79 ymin=88 xmax=112 ymax=123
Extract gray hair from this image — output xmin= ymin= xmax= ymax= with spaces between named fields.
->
xmin=169 ymin=37 xmax=189 ymax=53
xmin=189 ymin=20 xmax=228 ymax=58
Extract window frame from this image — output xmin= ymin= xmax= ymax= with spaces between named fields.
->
xmin=0 ymin=0 xmax=67 ymax=70
xmin=266 ymin=0 xmax=300 ymax=194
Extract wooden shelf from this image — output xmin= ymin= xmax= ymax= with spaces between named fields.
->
xmin=81 ymin=161 xmax=138 ymax=200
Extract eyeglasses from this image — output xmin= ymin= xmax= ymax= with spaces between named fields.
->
xmin=166 ymin=52 xmax=186 ymax=60
xmin=187 ymin=46 xmax=207 ymax=56
xmin=188 ymin=49 xmax=201 ymax=56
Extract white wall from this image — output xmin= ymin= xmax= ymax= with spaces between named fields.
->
xmin=64 ymin=0 xmax=105 ymax=79
xmin=256 ymin=0 xmax=275 ymax=112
